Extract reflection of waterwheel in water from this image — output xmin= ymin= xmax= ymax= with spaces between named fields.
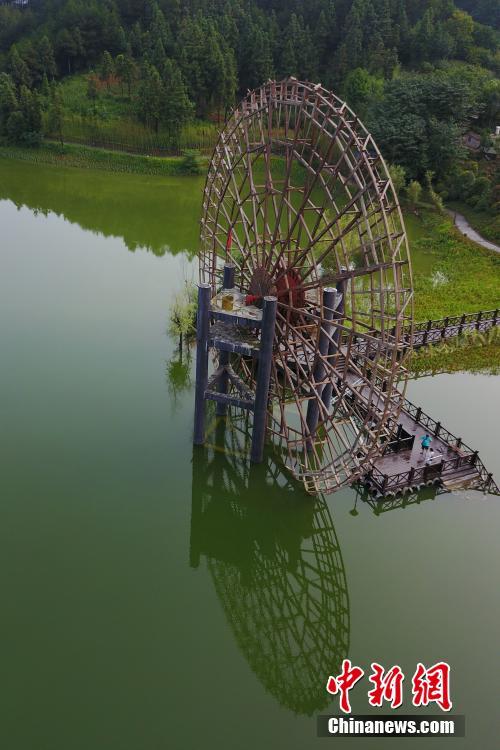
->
xmin=190 ymin=414 xmax=349 ymax=715
xmin=200 ymin=79 xmax=413 ymax=493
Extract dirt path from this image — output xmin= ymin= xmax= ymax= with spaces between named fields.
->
xmin=448 ymin=209 xmax=500 ymax=254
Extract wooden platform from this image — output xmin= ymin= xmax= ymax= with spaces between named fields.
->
xmin=363 ymin=396 xmax=498 ymax=497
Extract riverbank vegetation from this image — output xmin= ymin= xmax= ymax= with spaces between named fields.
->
xmin=410 ymin=327 xmax=500 ymax=377
xmin=410 ymin=210 xmax=500 ymax=320
xmin=0 ymin=141 xmax=203 ymax=175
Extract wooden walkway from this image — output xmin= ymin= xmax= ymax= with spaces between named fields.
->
xmin=332 ymin=307 xmax=499 ymax=496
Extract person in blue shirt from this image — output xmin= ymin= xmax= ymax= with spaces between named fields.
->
xmin=420 ymin=433 xmax=432 ymax=455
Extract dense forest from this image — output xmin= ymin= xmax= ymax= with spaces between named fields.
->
xmin=0 ymin=0 xmax=499 ymax=218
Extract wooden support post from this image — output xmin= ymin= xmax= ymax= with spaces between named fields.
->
xmin=408 ymin=466 xmax=415 ymax=484
xmin=458 ymin=313 xmax=466 ymax=335
xmin=222 ymin=263 xmax=235 ymax=290
xmin=471 ymin=450 xmax=479 ymax=466
xmin=193 ymin=284 xmax=211 ymax=445
xmin=415 ymin=407 xmax=422 ymax=422
xmin=435 ymin=421 xmax=441 ymax=437
xmin=335 ymin=276 xmax=346 ymax=334
xmin=250 ymin=296 xmax=277 ymax=464
xmin=321 ymin=288 xmax=341 ymax=412
xmin=456 ymin=437 xmax=462 ymax=449
xmin=493 ymin=309 xmax=498 ymax=326
xmin=441 ymin=317 xmax=449 ymax=339
xmin=215 ymin=264 xmax=236 ymax=417
xmin=307 ymin=288 xmax=336 ymax=448
xmin=476 ymin=310 xmax=482 ymax=330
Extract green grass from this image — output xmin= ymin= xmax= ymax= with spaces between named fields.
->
xmin=409 ymin=210 xmax=500 ymax=320
xmin=447 ymin=201 xmax=500 ymax=246
xmin=0 ymin=142 xmax=206 ymax=176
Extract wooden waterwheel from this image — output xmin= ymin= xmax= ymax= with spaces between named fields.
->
xmin=199 ymin=79 xmax=413 ymax=494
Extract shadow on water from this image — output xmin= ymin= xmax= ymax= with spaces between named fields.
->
xmin=0 ymin=158 xmax=203 ymax=256
xmin=350 ymin=484 xmax=449 ymax=517
xmin=189 ymin=411 xmax=350 ymax=716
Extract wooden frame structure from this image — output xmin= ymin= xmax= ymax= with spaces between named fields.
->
xmin=198 ymin=78 xmax=413 ymax=494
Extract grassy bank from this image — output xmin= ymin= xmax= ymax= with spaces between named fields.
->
xmin=0 ymin=142 xmax=205 ymax=176
xmin=53 ymin=73 xmax=219 ymax=156
xmin=410 ymin=210 xmax=500 ymax=321
xmin=447 ymin=201 xmax=500 ymax=246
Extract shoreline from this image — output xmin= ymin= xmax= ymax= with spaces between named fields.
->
xmin=0 ymin=141 xmax=206 ymax=177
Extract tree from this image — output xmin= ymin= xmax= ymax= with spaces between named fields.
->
xmin=115 ymin=54 xmax=137 ymax=97
xmin=8 ymin=45 xmax=30 ymax=88
xmin=446 ymin=9 xmax=474 ymax=58
xmin=368 ymin=72 xmax=478 ymax=180
xmin=55 ymin=27 xmax=84 ymax=75
xmin=425 ymin=171 xmax=445 ymax=214
xmin=168 ymin=284 xmax=196 ymax=351
xmin=0 ymin=72 xmax=18 ymax=136
xmin=47 ymin=85 xmax=64 ymax=146
xmin=36 ymin=36 xmax=57 ymax=81
xmin=406 ymin=180 xmax=422 ymax=210
xmin=162 ymin=58 xmax=193 ymax=145
xmin=40 ymin=73 xmax=50 ymax=98
xmin=19 ymin=85 xmax=42 ymax=141
xmin=100 ymin=51 xmax=114 ymax=90
xmin=388 ymin=163 xmax=406 ymax=195
xmin=4 ymin=84 xmax=43 ymax=146
xmin=343 ymin=67 xmax=383 ymax=115
xmin=137 ymin=62 xmax=164 ymax=132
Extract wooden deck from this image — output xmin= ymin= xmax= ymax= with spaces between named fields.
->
xmin=335 ymin=308 xmax=499 ymax=497
xmin=363 ymin=396 xmax=499 ymax=497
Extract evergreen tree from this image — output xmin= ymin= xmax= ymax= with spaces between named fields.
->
xmin=100 ymin=51 xmax=114 ymax=90
xmin=41 ymin=73 xmax=50 ymax=99
xmin=36 ymin=36 xmax=57 ymax=81
xmin=55 ymin=27 xmax=84 ymax=76
xmin=162 ymin=58 xmax=193 ymax=146
xmin=115 ymin=53 xmax=137 ymax=97
xmin=9 ymin=45 xmax=30 ymax=88
xmin=0 ymin=72 xmax=18 ymax=136
xmin=137 ymin=62 xmax=164 ymax=132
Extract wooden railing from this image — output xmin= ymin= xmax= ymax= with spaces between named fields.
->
xmin=344 ymin=309 xmax=498 ymax=357
xmin=410 ymin=309 xmax=498 ymax=335
xmin=367 ymin=453 xmax=498 ymax=496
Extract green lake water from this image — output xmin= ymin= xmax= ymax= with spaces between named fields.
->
xmin=1 ymin=158 xmax=499 ymax=750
